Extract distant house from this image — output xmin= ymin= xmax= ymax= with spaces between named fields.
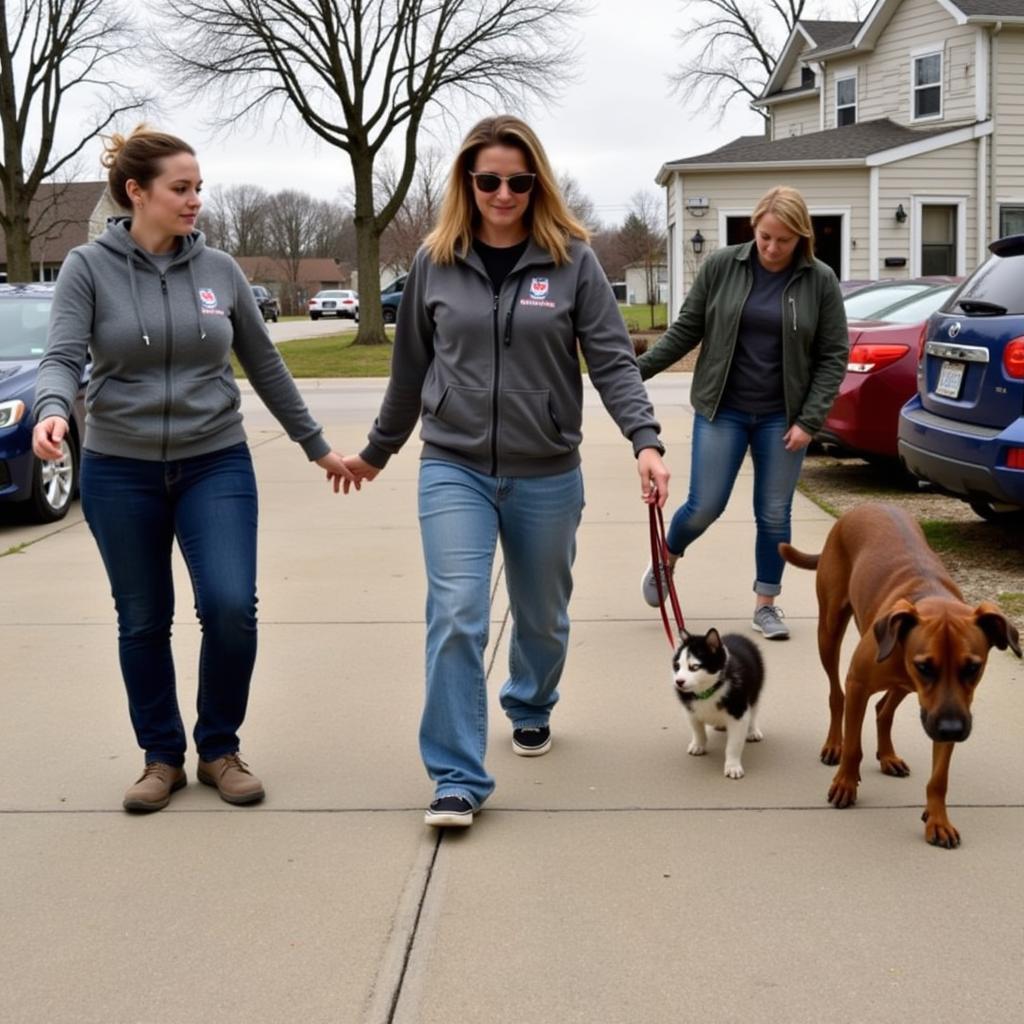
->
xmin=658 ymin=0 xmax=1024 ymax=311
xmin=0 ymin=181 xmax=119 ymax=282
xmin=234 ymin=256 xmax=352 ymax=314
xmin=623 ymin=261 xmax=669 ymax=305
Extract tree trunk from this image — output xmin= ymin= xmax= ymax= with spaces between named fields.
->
xmin=2 ymin=185 xmax=33 ymax=282
xmin=350 ymin=151 xmax=386 ymax=346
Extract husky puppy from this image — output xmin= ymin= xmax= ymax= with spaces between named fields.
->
xmin=673 ymin=628 xmax=765 ymax=779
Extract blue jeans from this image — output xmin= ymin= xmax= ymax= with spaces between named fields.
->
xmin=417 ymin=460 xmax=585 ymax=808
xmin=666 ymin=409 xmax=805 ymax=596
xmin=80 ymin=443 xmax=259 ymax=766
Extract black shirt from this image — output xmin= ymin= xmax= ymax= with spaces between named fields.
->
xmin=722 ymin=253 xmax=793 ymax=415
xmin=473 ymin=237 xmax=529 ymax=293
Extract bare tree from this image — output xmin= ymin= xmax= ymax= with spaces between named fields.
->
xmin=0 ymin=0 xmax=148 ymax=281
xmin=155 ymin=0 xmax=585 ymax=344
xmin=265 ymin=188 xmax=322 ymax=313
xmin=558 ymin=172 xmax=602 ymax=234
xmin=308 ymin=197 xmax=356 ymax=265
xmin=377 ymin=147 xmax=446 ymax=275
xmin=200 ymin=184 xmax=271 ymax=256
xmin=670 ymin=0 xmax=813 ymax=127
xmin=619 ymin=191 xmax=666 ymax=329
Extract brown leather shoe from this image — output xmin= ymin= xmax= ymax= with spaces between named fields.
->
xmin=197 ymin=753 xmax=265 ymax=805
xmin=123 ymin=763 xmax=186 ymax=813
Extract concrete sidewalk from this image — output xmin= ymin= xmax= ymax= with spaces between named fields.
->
xmin=2 ymin=377 xmax=1022 ymax=1024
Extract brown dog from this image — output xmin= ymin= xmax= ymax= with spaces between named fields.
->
xmin=780 ymin=502 xmax=1020 ymax=848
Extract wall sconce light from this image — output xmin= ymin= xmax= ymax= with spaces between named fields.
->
xmin=690 ymin=229 xmax=705 ymax=255
xmin=895 ymin=203 xmax=907 ymax=224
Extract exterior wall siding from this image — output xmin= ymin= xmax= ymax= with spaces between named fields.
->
xmin=992 ymin=28 xmax=1024 ymax=216
xmin=772 ymin=97 xmax=821 ymax=139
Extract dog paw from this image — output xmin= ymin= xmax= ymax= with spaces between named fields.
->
xmin=746 ymin=728 xmax=764 ymax=743
xmin=687 ymin=742 xmax=706 ymax=756
xmin=827 ymin=776 xmax=858 ymax=808
xmin=724 ymin=763 xmax=745 ymax=779
xmin=878 ymin=755 xmax=911 ymax=777
xmin=819 ymin=744 xmax=841 ymax=766
xmin=922 ymin=810 xmax=961 ymax=849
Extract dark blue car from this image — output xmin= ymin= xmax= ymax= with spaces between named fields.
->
xmin=898 ymin=234 xmax=1024 ymax=523
xmin=0 ymin=284 xmax=86 ymax=522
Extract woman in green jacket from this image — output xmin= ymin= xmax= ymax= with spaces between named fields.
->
xmin=638 ymin=186 xmax=848 ymax=639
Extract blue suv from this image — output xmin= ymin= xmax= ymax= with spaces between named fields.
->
xmin=898 ymin=234 xmax=1024 ymax=522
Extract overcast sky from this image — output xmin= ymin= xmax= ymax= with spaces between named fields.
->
xmin=63 ymin=1 xmax=774 ymax=227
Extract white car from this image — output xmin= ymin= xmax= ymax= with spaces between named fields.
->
xmin=308 ymin=289 xmax=359 ymax=320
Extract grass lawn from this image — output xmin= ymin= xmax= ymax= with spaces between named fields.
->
xmin=233 ymin=332 xmax=395 ymax=378
xmin=620 ymin=302 xmax=667 ymax=332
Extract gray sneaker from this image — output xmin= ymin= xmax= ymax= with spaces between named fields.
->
xmin=752 ymin=605 xmax=789 ymax=640
xmin=641 ymin=559 xmax=676 ymax=608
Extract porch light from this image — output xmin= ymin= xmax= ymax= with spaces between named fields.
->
xmin=895 ymin=203 xmax=907 ymax=224
xmin=690 ymin=230 xmax=705 ymax=255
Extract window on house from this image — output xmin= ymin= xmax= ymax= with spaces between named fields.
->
xmin=921 ymin=204 xmax=957 ymax=275
xmin=836 ymin=76 xmax=856 ymax=126
xmin=999 ymin=205 xmax=1024 ymax=237
xmin=801 ymin=66 xmax=815 ymax=89
xmin=913 ymin=52 xmax=942 ymax=120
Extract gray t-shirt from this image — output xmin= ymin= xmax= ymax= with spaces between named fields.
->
xmin=721 ymin=254 xmax=792 ymax=415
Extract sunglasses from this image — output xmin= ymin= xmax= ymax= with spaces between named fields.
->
xmin=468 ymin=171 xmax=536 ymax=194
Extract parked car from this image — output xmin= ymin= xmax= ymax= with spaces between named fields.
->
xmin=841 ymin=276 xmax=959 ymax=322
xmin=250 ymin=285 xmax=279 ymax=323
xmin=381 ymin=274 xmax=407 ymax=324
xmin=308 ymin=289 xmax=358 ymax=320
xmin=0 ymin=284 xmax=86 ymax=522
xmin=819 ymin=282 xmax=961 ymax=461
xmin=899 ymin=234 xmax=1024 ymax=522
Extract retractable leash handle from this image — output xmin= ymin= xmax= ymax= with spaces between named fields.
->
xmin=649 ymin=498 xmax=685 ymax=646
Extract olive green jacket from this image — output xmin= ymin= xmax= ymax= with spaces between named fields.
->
xmin=637 ymin=242 xmax=849 ymax=435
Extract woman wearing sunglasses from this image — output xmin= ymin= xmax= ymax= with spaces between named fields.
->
xmin=343 ymin=115 xmax=669 ymax=827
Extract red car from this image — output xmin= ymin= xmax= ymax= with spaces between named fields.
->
xmin=819 ymin=282 xmax=961 ymax=461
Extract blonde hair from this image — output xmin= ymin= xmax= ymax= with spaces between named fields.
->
xmin=425 ymin=115 xmax=589 ymax=266
xmin=750 ymin=186 xmax=815 ymax=263
xmin=102 ymin=124 xmax=195 ymax=210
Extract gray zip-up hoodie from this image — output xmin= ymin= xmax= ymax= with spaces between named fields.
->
xmin=35 ymin=219 xmax=330 ymax=462
xmin=362 ymin=238 xmax=662 ymax=477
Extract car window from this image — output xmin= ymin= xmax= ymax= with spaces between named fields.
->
xmin=875 ymin=285 xmax=958 ymax=324
xmin=948 ymin=251 xmax=1024 ymax=315
xmin=843 ymin=283 xmax=930 ymax=320
xmin=0 ymin=300 xmax=52 ymax=358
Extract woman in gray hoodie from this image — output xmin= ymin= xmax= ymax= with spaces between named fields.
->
xmin=33 ymin=126 xmax=354 ymax=813
xmin=343 ymin=115 xmax=670 ymax=828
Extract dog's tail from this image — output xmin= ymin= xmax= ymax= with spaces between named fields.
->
xmin=778 ymin=542 xmax=820 ymax=570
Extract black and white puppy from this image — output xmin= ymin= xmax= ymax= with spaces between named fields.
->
xmin=672 ymin=628 xmax=765 ymax=779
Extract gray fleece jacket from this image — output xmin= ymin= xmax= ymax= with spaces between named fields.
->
xmin=35 ymin=219 xmax=330 ymax=462
xmin=362 ymin=238 xmax=662 ymax=477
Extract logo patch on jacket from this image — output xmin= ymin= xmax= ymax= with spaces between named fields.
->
xmin=198 ymin=288 xmax=226 ymax=316
xmin=521 ymin=276 xmax=556 ymax=309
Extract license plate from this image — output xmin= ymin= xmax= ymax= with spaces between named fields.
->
xmin=936 ymin=360 xmax=965 ymax=398
xmin=323 ymin=302 xmax=336 ymax=309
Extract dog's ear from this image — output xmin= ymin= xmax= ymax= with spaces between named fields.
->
xmin=874 ymin=599 xmax=918 ymax=661
xmin=974 ymin=602 xmax=1023 ymax=658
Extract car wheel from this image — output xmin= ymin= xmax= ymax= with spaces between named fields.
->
xmin=310 ymin=312 xmax=320 ymax=320
xmin=29 ymin=434 xmax=78 ymax=523
xmin=271 ymin=313 xmax=278 ymax=323
xmin=967 ymin=496 xmax=1024 ymax=525
xmin=382 ymin=306 xmax=397 ymax=324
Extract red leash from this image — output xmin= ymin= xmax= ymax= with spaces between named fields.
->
xmin=649 ymin=499 xmax=685 ymax=646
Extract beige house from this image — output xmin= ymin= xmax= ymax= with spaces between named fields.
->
xmin=659 ymin=0 xmax=1024 ymax=312
xmin=0 ymin=182 xmax=119 ymax=282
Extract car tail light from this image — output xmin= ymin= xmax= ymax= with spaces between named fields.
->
xmin=847 ymin=343 xmax=910 ymax=373
xmin=1003 ymin=338 xmax=1024 ymax=379
xmin=916 ymin=323 xmax=928 ymax=362
xmin=1007 ymin=448 xmax=1024 ymax=470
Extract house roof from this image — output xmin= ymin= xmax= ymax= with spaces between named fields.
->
xmin=945 ymin=0 xmax=1024 ymax=17
xmin=235 ymin=255 xmax=350 ymax=286
xmin=0 ymin=181 xmax=109 ymax=264
xmin=800 ymin=19 xmax=861 ymax=51
xmin=658 ymin=117 xmax=977 ymax=175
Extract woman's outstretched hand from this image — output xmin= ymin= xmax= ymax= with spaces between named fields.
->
xmin=316 ymin=451 xmax=360 ymax=494
xmin=638 ymin=449 xmax=670 ymax=508
xmin=339 ymin=453 xmax=382 ymax=491
xmin=32 ymin=416 xmax=69 ymax=460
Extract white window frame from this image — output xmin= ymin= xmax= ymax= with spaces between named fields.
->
xmin=911 ymin=196 xmax=966 ymax=277
xmin=835 ymin=72 xmax=857 ymax=127
xmin=910 ymin=45 xmax=944 ymax=123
